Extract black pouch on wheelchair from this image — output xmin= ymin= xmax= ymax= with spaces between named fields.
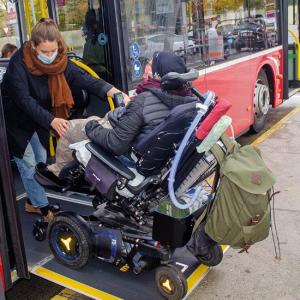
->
xmin=85 ymin=156 xmax=118 ymax=200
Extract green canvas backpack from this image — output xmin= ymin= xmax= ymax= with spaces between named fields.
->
xmin=204 ymin=134 xmax=276 ymax=252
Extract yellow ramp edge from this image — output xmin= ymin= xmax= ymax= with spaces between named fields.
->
xmin=51 ymin=288 xmax=91 ymax=300
xmin=33 ymin=266 xmax=121 ymax=300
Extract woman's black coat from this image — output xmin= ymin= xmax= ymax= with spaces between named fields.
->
xmin=1 ymin=48 xmax=113 ymax=157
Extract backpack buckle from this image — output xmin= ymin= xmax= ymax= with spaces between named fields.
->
xmin=248 ymin=214 xmax=261 ymax=225
xmin=238 ymin=242 xmax=252 ymax=253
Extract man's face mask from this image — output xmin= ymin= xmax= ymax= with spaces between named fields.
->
xmin=37 ymin=49 xmax=58 ymax=64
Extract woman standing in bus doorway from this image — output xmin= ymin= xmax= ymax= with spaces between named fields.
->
xmin=1 ymin=18 xmax=130 ymax=223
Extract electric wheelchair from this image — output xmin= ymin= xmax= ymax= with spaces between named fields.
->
xmin=34 ymin=70 xmax=231 ymax=299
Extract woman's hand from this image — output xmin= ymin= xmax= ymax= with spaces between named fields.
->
xmin=51 ymin=118 xmax=70 ymax=137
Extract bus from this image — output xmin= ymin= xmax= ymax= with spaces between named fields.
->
xmin=0 ymin=0 xmax=296 ymax=299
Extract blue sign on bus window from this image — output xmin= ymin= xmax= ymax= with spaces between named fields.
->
xmin=130 ymin=43 xmax=140 ymax=59
xmin=98 ymin=33 xmax=108 ymax=46
xmin=132 ymin=60 xmax=142 ymax=78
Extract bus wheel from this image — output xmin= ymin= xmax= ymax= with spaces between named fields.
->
xmin=48 ymin=215 xmax=91 ymax=269
xmin=251 ymin=70 xmax=270 ymax=133
xmin=155 ymin=265 xmax=187 ymax=300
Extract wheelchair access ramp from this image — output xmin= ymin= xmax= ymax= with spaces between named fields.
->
xmin=17 ymin=193 xmax=228 ymax=300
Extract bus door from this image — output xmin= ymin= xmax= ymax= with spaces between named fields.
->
xmin=48 ymin=0 xmax=127 ymax=116
xmin=287 ymin=0 xmax=300 ymax=92
xmin=0 ymin=89 xmax=29 ymax=295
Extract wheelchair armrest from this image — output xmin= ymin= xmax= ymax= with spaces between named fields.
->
xmin=85 ymin=143 xmax=135 ymax=180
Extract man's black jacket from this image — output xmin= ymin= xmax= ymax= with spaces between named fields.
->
xmin=85 ymin=88 xmax=197 ymax=156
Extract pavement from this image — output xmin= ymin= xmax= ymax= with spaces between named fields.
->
xmin=6 ymin=95 xmax=300 ymax=300
xmin=189 ymin=94 xmax=300 ymax=300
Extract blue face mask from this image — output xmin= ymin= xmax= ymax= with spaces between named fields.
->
xmin=37 ymin=49 xmax=58 ymax=64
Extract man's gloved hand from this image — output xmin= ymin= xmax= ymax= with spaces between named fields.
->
xmin=85 ymin=120 xmax=103 ymax=135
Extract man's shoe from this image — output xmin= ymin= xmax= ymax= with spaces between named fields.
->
xmin=25 ymin=202 xmax=42 ymax=215
xmin=43 ymin=211 xmax=54 ymax=223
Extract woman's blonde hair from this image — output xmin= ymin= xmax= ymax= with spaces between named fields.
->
xmin=31 ymin=18 xmax=66 ymax=52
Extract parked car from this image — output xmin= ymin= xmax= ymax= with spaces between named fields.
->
xmin=138 ymin=33 xmax=196 ymax=59
xmin=234 ymin=18 xmax=268 ymax=52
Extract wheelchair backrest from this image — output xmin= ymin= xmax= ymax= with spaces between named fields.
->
xmin=133 ymin=101 xmax=198 ymax=176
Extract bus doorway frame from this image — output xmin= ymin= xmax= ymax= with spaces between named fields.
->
xmin=286 ymin=0 xmax=300 ymax=95
xmin=0 ymin=87 xmax=29 ymax=294
xmin=47 ymin=0 xmax=129 ymax=92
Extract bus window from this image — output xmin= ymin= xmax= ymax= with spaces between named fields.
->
xmin=121 ymin=0 xmax=279 ymax=90
xmin=0 ymin=1 xmax=21 ymax=53
xmin=23 ymin=0 xmax=48 ymax=38
xmin=120 ymin=0 xmax=206 ymax=89
xmin=55 ymin=0 xmax=87 ymax=56
xmin=56 ymin=0 xmax=111 ymax=82
xmin=203 ymin=0 xmax=279 ymax=65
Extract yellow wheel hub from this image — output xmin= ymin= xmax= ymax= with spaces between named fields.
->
xmin=160 ymin=276 xmax=175 ymax=295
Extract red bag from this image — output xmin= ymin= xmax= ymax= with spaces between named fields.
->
xmin=196 ymin=97 xmax=232 ymax=140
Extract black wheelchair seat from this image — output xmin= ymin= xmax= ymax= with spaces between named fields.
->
xmin=86 ymin=143 xmax=135 ymax=180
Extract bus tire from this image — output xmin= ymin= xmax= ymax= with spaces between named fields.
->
xmin=251 ymin=70 xmax=270 ymax=133
xmin=48 ymin=215 xmax=91 ymax=269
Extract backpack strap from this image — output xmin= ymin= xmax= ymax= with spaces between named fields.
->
xmin=192 ymin=206 xmax=208 ymax=233
xmin=211 ymin=133 xmax=238 ymax=165
xmin=211 ymin=143 xmax=226 ymax=165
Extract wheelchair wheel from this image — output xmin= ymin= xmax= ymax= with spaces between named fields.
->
xmin=155 ymin=265 xmax=187 ymax=300
xmin=48 ymin=215 xmax=91 ymax=269
xmin=196 ymin=244 xmax=223 ymax=267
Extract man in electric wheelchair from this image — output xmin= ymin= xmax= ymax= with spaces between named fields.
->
xmin=37 ymin=51 xmax=199 ymax=182
xmin=34 ymin=51 xmax=229 ymax=300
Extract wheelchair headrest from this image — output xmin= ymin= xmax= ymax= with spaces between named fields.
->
xmin=161 ymin=70 xmax=199 ymax=91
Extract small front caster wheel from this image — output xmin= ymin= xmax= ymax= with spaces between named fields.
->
xmin=33 ymin=219 xmax=47 ymax=241
xmin=155 ymin=265 xmax=187 ymax=300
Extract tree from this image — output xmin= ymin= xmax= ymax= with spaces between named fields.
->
xmin=0 ymin=0 xmax=7 ymax=11
xmin=210 ymin=0 xmax=243 ymax=14
xmin=248 ymin=0 xmax=265 ymax=10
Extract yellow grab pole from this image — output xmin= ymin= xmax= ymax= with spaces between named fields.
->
xmin=24 ymin=0 xmax=32 ymax=36
xmin=49 ymin=134 xmax=55 ymax=157
xmin=70 ymin=59 xmax=115 ymax=111
xmin=288 ymin=28 xmax=300 ymax=80
xmin=40 ymin=0 xmax=48 ymax=18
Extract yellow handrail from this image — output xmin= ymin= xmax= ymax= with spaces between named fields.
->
xmin=70 ymin=58 xmax=115 ymax=111
xmin=288 ymin=28 xmax=300 ymax=80
xmin=24 ymin=0 xmax=31 ymax=36
xmin=40 ymin=0 xmax=48 ymax=18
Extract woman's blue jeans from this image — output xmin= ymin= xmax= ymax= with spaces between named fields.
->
xmin=14 ymin=132 xmax=48 ymax=208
